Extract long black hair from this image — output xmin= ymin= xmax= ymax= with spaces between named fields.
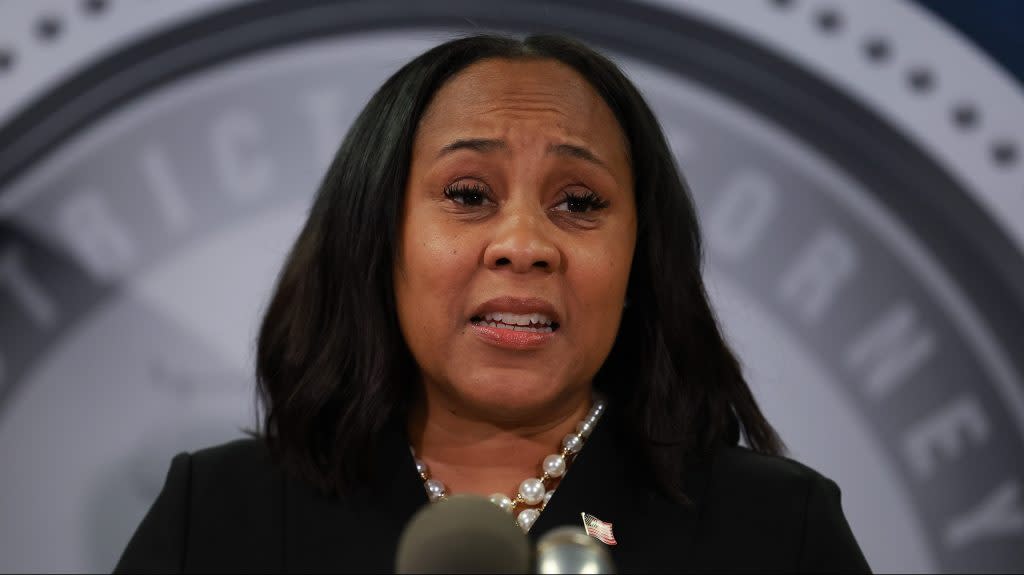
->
xmin=256 ymin=33 xmax=783 ymax=500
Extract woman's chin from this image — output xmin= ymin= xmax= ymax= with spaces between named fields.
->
xmin=445 ymin=374 xmax=586 ymax=425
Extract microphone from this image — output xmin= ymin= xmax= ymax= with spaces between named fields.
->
xmin=396 ymin=495 xmax=531 ymax=573
xmin=535 ymin=526 xmax=616 ymax=574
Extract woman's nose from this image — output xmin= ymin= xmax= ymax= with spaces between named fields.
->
xmin=483 ymin=213 xmax=561 ymax=273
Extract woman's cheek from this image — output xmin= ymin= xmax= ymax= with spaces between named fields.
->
xmin=413 ymin=217 xmax=460 ymax=280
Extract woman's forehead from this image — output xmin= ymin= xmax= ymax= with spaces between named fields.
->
xmin=416 ymin=58 xmax=628 ymax=162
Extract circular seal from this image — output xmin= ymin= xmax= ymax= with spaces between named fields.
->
xmin=0 ymin=1 xmax=1020 ymax=571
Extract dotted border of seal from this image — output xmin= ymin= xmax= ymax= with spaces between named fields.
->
xmin=0 ymin=0 xmax=1021 ymax=246
xmin=0 ymin=0 xmax=241 ymax=126
xmin=1 ymin=0 xmax=1018 ymax=172
xmin=767 ymin=0 xmax=1017 ymax=170
xmin=645 ymin=0 xmax=1024 ymax=254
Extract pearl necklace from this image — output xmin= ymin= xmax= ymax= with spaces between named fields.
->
xmin=412 ymin=395 xmax=607 ymax=533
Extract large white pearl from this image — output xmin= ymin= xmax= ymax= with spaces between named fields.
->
xmin=517 ymin=508 xmax=540 ymax=532
xmin=543 ymin=490 xmax=555 ymax=508
xmin=518 ymin=478 xmax=546 ymax=505
xmin=489 ymin=493 xmax=513 ymax=513
xmin=562 ymin=433 xmax=583 ymax=454
xmin=425 ymin=479 xmax=446 ymax=501
xmin=414 ymin=459 xmax=428 ymax=475
xmin=576 ymin=419 xmax=595 ymax=438
xmin=542 ymin=454 xmax=566 ymax=478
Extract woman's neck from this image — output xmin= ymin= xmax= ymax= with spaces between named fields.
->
xmin=407 ymin=388 xmax=593 ymax=498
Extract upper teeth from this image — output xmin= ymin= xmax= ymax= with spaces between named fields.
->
xmin=482 ymin=312 xmax=553 ymax=326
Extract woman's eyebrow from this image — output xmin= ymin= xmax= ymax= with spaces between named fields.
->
xmin=437 ymin=138 xmax=506 ymax=157
xmin=548 ymin=142 xmax=608 ymax=169
xmin=437 ymin=138 xmax=608 ymax=169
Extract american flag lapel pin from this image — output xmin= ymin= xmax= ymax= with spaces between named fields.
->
xmin=581 ymin=512 xmax=618 ymax=546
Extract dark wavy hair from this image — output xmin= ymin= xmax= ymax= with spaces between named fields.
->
xmin=256 ymin=33 xmax=783 ymax=500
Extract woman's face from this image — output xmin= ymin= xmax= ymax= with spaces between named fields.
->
xmin=395 ymin=58 xmax=636 ymax=423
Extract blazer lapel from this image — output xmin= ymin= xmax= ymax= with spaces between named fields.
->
xmin=530 ymin=403 xmax=709 ymax=573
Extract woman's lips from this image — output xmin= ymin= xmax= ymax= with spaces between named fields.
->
xmin=469 ymin=320 xmax=557 ymax=349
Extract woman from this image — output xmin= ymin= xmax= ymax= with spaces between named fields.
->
xmin=116 ymin=34 xmax=870 ymax=573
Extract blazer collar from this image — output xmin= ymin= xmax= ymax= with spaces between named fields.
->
xmin=530 ymin=402 xmax=709 ymax=572
xmin=283 ymin=403 xmax=710 ymax=573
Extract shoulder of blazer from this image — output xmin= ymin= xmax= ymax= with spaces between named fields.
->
xmin=190 ymin=436 xmax=277 ymax=481
xmin=711 ymin=445 xmax=831 ymax=489
xmin=695 ymin=446 xmax=840 ymax=562
xmin=183 ymin=437 xmax=287 ymax=571
xmin=187 ymin=436 xmax=282 ymax=514
xmin=116 ymin=437 xmax=287 ymax=573
xmin=701 ymin=446 xmax=871 ymax=572
xmin=704 ymin=444 xmax=837 ymax=512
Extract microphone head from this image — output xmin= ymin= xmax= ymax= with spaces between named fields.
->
xmin=395 ymin=494 xmax=531 ymax=574
xmin=535 ymin=526 xmax=616 ymax=574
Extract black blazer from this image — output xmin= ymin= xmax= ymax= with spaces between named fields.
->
xmin=115 ymin=405 xmax=870 ymax=573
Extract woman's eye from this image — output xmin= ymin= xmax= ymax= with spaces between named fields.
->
xmin=553 ymin=190 xmax=610 ymax=214
xmin=443 ymin=183 xmax=490 ymax=206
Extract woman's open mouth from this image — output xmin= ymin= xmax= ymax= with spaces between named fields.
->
xmin=468 ymin=311 xmax=560 ymax=349
xmin=469 ymin=311 xmax=560 ymax=334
